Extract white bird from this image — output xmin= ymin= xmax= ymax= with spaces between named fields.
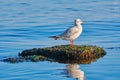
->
xmin=49 ymin=19 xmax=83 ymax=45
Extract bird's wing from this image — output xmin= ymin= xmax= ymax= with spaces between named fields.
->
xmin=60 ymin=27 xmax=79 ymax=38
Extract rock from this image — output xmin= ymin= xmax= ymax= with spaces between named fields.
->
xmin=3 ymin=57 xmax=25 ymax=63
xmin=18 ymin=45 xmax=106 ymax=64
xmin=3 ymin=55 xmax=48 ymax=63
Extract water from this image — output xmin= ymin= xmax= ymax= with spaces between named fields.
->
xmin=0 ymin=0 xmax=120 ymax=80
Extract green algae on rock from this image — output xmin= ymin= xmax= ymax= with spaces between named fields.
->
xmin=2 ymin=45 xmax=106 ymax=64
xmin=3 ymin=55 xmax=48 ymax=63
xmin=18 ymin=45 xmax=106 ymax=64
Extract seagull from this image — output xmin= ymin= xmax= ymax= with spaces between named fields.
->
xmin=49 ymin=19 xmax=83 ymax=45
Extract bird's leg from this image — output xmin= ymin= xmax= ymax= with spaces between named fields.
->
xmin=70 ymin=40 xmax=74 ymax=46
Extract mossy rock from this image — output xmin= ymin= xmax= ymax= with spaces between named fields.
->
xmin=17 ymin=45 xmax=106 ymax=64
xmin=3 ymin=55 xmax=48 ymax=63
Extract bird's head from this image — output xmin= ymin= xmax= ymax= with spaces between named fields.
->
xmin=74 ymin=19 xmax=83 ymax=26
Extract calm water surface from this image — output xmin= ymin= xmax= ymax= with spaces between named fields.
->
xmin=0 ymin=0 xmax=120 ymax=80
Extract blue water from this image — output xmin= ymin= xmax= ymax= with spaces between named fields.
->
xmin=0 ymin=0 xmax=120 ymax=80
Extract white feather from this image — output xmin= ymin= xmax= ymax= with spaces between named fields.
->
xmin=59 ymin=19 xmax=83 ymax=41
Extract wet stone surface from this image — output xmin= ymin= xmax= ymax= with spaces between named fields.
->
xmin=3 ymin=45 xmax=106 ymax=64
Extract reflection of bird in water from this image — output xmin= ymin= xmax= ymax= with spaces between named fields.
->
xmin=49 ymin=19 xmax=83 ymax=45
xmin=66 ymin=64 xmax=85 ymax=80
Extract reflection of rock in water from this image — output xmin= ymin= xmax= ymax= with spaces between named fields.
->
xmin=66 ymin=64 xmax=84 ymax=80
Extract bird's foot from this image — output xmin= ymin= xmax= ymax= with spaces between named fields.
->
xmin=70 ymin=40 xmax=74 ymax=46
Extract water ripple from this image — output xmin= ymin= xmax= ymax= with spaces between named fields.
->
xmin=0 ymin=0 xmax=120 ymax=80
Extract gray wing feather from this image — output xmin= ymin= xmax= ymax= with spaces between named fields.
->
xmin=60 ymin=27 xmax=79 ymax=38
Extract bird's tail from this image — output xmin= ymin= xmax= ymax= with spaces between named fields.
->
xmin=49 ymin=36 xmax=60 ymax=40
